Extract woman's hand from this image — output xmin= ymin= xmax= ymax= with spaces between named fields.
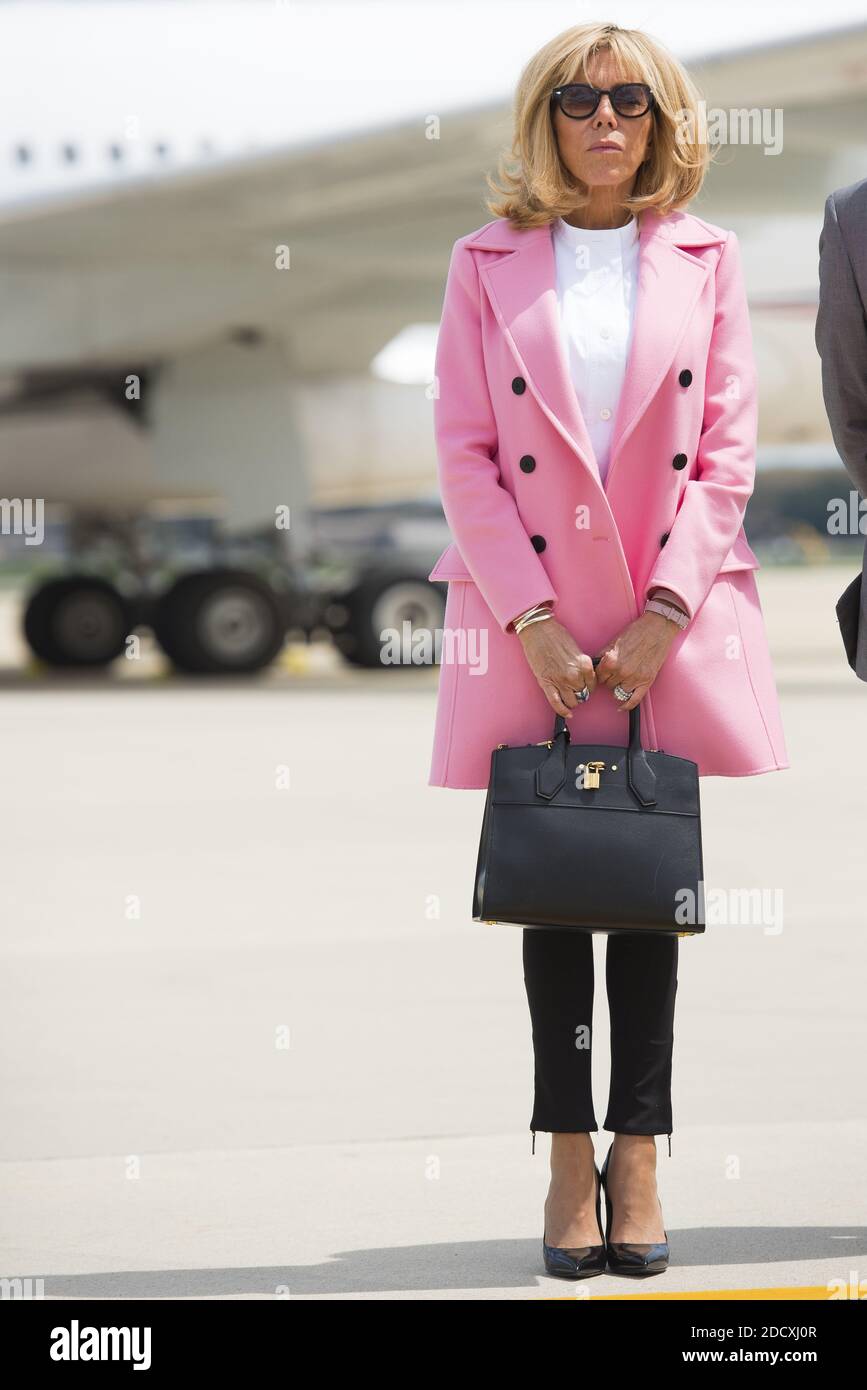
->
xmin=517 ymin=616 xmax=598 ymax=718
xmin=594 ymin=612 xmax=680 ymax=712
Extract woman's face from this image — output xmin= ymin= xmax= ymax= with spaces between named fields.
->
xmin=552 ymin=52 xmax=654 ymax=193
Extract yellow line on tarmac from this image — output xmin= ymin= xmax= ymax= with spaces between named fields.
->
xmin=545 ymin=1285 xmax=838 ymax=1301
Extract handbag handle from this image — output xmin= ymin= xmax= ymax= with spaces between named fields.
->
xmin=536 ymin=655 xmax=658 ymax=805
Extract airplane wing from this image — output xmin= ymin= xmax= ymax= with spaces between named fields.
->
xmin=1 ymin=21 xmax=865 ymax=370
xmin=0 ymin=21 xmax=864 ymax=454
xmin=0 ymin=104 xmax=511 ymax=375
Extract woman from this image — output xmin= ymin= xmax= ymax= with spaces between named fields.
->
xmin=426 ymin=21 xmax=789 ymax=1278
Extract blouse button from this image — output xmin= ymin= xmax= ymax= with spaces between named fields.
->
xmin=531 ymin=534 xmax=547 ymax=553
xmin=519 ymin=455 xmax=536 ymax=473
xmin=600 ymin=407 xmax=611 ymax=420
xmin=512 ymin=376 xmax=526 ymax=394
xmin=672 ymin=453 xmax=688 ymax=469
xmin=678 ymin=369 xmax=693 ymax=387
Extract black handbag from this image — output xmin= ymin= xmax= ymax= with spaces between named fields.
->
xmin=472 ymin=661 xmax=705 ymax=937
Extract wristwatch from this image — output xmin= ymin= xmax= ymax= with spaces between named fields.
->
xmin=644 ymin=597 xmax=689 ymax=630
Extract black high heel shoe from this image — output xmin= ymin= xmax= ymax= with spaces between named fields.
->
xmin=542 ymin=1162 xmax=607 ymax=1279
xmin=600 ymin=1140 xmax=670 ymax=1275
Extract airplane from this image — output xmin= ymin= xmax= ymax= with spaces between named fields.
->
xmin=0 ymin=8 xmax=864 ymax=673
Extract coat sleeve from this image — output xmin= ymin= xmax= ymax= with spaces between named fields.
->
xmin=432 ymin=237 xmax=558 ymax=633
xmin=814 ymin=191 xmax=867 ymax=497
xmin=642 ymin=229 xmax=758 ymax=621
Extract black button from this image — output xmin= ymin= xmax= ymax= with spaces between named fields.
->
xmin=660 ymin=532 xmax=670 ymax=547
xmin=678 ymin=369 xmax=692 ymax=387
xmin=672 ymin=453 xmax=688 ymax=469
xmin=520 ymin=455 xmax=536 ymax=473
xmin=531 ymin=534 xmax=546 ymax=552
xmin=512 ymin=376 xmax=526 ymax=394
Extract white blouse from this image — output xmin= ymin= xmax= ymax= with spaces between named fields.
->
xmin=551 ymin=214 xmax=640 ymax=487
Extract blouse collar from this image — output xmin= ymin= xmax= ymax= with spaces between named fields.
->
xmin=553 ymin=214 xmax=639 ymax=249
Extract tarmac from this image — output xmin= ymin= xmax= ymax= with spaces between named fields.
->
xmin=0 ymin=564 xmax=864 ymax=1300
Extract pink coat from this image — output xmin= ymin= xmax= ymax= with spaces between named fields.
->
xmin=427 ymin=207 xmax=790 ymax=789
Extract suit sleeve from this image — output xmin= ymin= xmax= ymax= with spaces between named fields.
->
xmin=432 ymin=238 xmax=558 ymax=633
xmin=815 ymin=192 xmax=867 ymax=497
xmin=643 ymin=230 xmax=758 ymax=621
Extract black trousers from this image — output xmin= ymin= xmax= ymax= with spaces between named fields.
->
xmin=522 ymin=928 xmax=678 ymax=1143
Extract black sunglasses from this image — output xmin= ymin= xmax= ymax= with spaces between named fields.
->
xmin=550 ymin=82 xmax=655 ymax=120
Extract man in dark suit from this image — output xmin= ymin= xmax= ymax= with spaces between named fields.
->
xmin=815 ymin=177 xmax=867 ymax=679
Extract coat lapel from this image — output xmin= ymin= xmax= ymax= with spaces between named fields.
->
xmin=473 ymin=210 xmax=724 ymax=496
xmin=478 ymin=222 xmax=601 ymax=484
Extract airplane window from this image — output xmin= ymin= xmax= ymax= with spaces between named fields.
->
xmin=15 ymin=145 xmax=32 ymax=164
xmin=108 ymin=144 xmax=124 ymax=162
xmin=153 ymin=142 xmax=169 ymax=159
xmin=61 ymin=143 xmax=78 ymax=163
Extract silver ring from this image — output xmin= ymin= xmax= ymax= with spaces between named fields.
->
xmin=572 ymin=687 xmax=590 ymax=702
xmin=613 ymin=684 xmax=633 ymax=702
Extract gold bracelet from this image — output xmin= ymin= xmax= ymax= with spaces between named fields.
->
xmin=511 ymin=604 xmax=546 ymax=632
xmin=512 ymin=602 xmax=552 ymax=629
xmin=514 ymin=608 xmax=554 ymax=635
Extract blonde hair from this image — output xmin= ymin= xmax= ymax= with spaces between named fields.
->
xmin=486 ymin=22 xmax=714 ymax=227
